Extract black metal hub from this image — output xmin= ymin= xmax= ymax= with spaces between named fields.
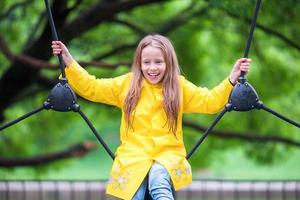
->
xmin=43 ymin=78 xmax=80 ymax=112
xmin=227 ymin=78 xmax=260 ymax=111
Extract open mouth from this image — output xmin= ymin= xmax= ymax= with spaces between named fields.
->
xmin=148 ymin=73 xmax=160 ymax=79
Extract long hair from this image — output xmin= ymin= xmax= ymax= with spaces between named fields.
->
xmin=124 ymin=34 xmax=181 ymax=133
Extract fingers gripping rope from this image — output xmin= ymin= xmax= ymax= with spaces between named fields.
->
xmin=187 ymin=0 xmax=299 ymax=160
xmin=44 ymin=0 xmax=65 ymax=78
xmin=1 ymin=0 xmax=115 ymax=162
xmin=0 ymin=1 xmax=298 ymax=187
xmin=44 ymin=0 xmax=115 ymax=159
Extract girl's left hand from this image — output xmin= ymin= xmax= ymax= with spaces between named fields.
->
xmin=229 ymin=58 xmax=251 ymax=85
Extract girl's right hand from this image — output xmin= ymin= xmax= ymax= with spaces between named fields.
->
xmin=51 ymin=41 xmax=74 ymax=66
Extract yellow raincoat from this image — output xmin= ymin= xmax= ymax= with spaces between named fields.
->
xmin=65 ymin=61 xmax=233 ymax=199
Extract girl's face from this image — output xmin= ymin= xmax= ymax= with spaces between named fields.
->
xmin=141 ymin=45 xmax=166 ymax=84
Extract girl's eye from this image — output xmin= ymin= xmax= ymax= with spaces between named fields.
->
xmin=155 ymin=60 xmax=163 ymax=64
xmin=143 ymin=61 xmax=150 ymax=64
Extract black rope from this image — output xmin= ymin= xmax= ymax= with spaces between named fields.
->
xmin=186 ymin=109 xmax=227 ymax=160
xmin=0 ymin=106 xmax=44 ymax=131
xmin=186 ymin=0 xmax=263 ymax=160
xmin=78 ymin=110 xmax=115 ymax=160
xmin=240 ymin=0 xmax=262 ymax=78
xmin=44 ymin=0 xmax=66 ymax=78
xmin=43 ymin=0 xmax=115 ymax=160
xmin=260 ymin=104 xmax=300 ymax=128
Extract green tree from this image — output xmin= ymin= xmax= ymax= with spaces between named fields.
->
xmin=0 ymin=0 xmax=299 ymax=178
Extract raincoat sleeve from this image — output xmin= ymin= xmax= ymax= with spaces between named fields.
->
xmin=64 ymin=60 xmax=129 ymax=108
xmin=182 ymin=76 xmax=233 ymax=113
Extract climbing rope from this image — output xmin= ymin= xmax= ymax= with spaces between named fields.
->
xmin=44 ymin=0 xmax=65 ymax=78
xmin=186 ymin=0 xmax=299 ymax=159
xmin=0 ymin=0 xmax=116 ymax=161
xmin=0 ymin=1 xmax=299 ymax=199
xmin=0 ymin=0 xmax=298 ymax=181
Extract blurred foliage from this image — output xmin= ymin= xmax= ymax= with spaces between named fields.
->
xmin=0 ymin=0 xmax=299 ymax=179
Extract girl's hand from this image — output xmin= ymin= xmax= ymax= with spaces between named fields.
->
xmin=51 ymin=41 xmax=74 ymax=66
xmin=229 ymin=58 xmax=251 ymax=85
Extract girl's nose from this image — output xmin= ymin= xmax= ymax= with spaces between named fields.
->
xmin=149 ymin=64 xmax=158 ymax=70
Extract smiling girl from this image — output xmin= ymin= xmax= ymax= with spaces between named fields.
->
xmin=51 ymin=34 xmax=251 ymax=200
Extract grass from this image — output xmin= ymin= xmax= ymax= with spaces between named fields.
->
xmin=1 ymin=147 xmax=299 ymax=180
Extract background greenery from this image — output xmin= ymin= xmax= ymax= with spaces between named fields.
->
xmin=0 ymin=0 xmax=299 ymax=180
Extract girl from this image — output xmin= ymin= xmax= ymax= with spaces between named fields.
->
xmin=51 ymin=34 xmax=251 ymax=200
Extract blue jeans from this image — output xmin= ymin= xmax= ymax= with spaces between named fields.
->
xmin=132 ymin=162 xmax=174 ymax=200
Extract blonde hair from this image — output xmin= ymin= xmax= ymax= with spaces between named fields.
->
xmin=124 ymin=34 xmax=181 ymax=133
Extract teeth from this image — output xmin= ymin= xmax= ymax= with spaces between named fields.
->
xmin=149 ymin=73 xmax=159 ymax=76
